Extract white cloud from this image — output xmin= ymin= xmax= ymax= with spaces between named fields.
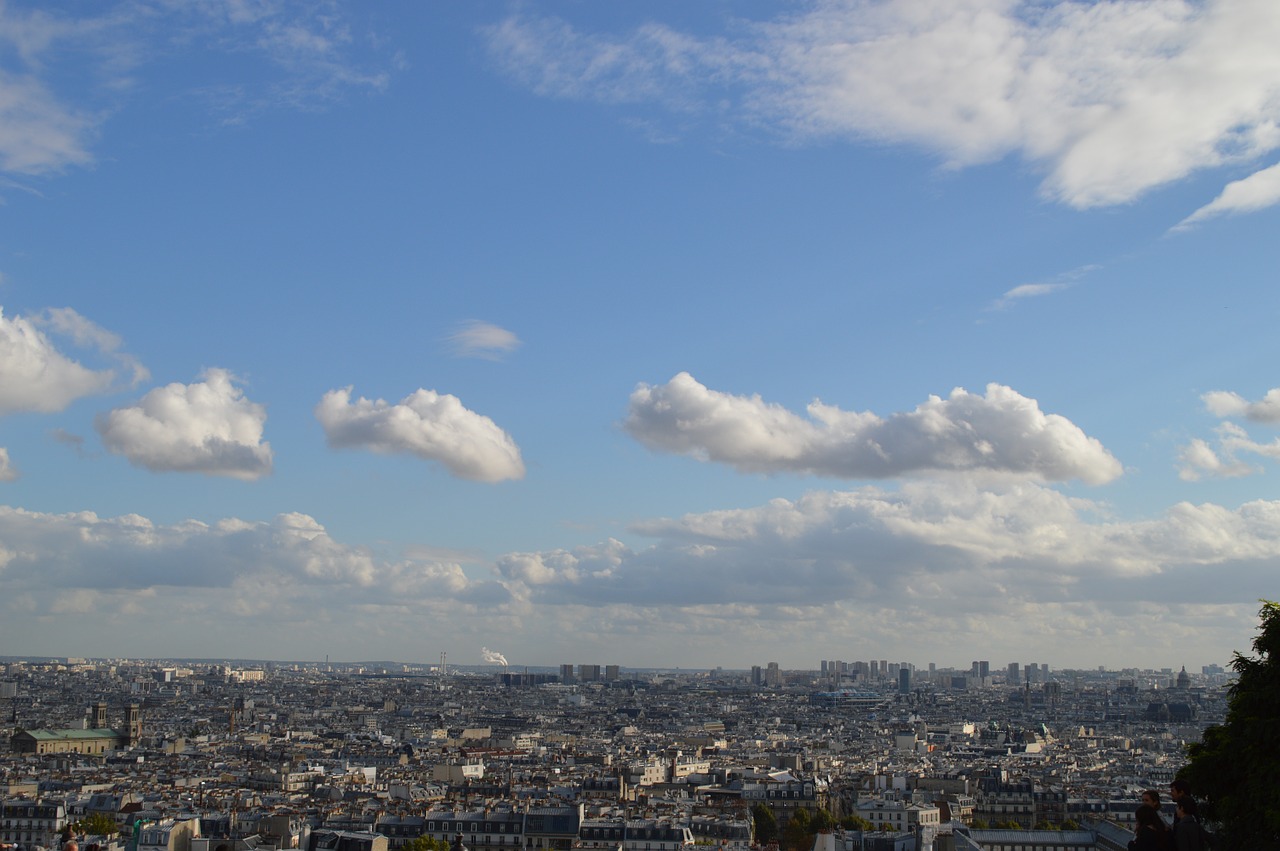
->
xmin=1180 ymin=387 xmax=1280 ymax=479
xmin=486 ymin=480 xmax=1275 ymax=663
xmin=0 ymin=306 xmax=137 ymax=415
xmin=1177 ymin=434 xmax=1255 ymax=481
xmin=624 ymin=372 xmax=1122 ymax=484
xmin=1176 ymin=160 xmax=1280 ymax=229
xmin=0 ymin=504 xmax=511 ymax=658
xmin=0 ymin=448 xmax=17 ymax=482
xmin=0 ymin=2 xmax=394 ymax=180
xmin=1203 ymin=387 xmax=1280 ymax=423
xmin=0 ymin=69 xmax=93 ymax=175
xmin=315 ymin=386 xmax=525 ymax=483
xmin=445 ymin=320 xmax=522 ymax=360
xmin=0 ymin=482 xmax=1269 ymax=665
xmin=486 ymin=1 xmax=1280 ymax=211
xmin=95 ymin=368 xmax=273 ymax=479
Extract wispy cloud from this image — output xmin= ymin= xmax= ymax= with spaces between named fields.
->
xmin=1175 ymin=161 xmax=1280 ymax=230
xmin=445 ymin=320 xmax=522 ymax=360
xmin=989 ymin=265 xmax=1097 ymax=311
xmin=49 ymin=428 xmax=87 ymax=456
xmin=0 ymin=1 xmax=396 ymax=180
xmin=485 ymin=1 xmax=1280 ymax=214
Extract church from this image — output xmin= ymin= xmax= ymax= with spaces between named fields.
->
xmin=9 ymin=701 xmax=141 ymax=755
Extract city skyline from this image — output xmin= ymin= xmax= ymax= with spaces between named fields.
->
xmin=1 ymin=2 xmax=1279 ymax=669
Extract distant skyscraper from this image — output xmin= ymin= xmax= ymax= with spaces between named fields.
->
xmin=1008 ymin=662 xmax=1019 ymax=682
xmin=765 ymin=662 xmax=782 ymax=687
xmin=898 ymin=668 xmax=911 ymax=694
xmin=605 ymin=665 xmax=620 ymax=682
xmin=979 ymin=661 xmax=990 ymax=679
xmin=579 ymin=664 xmax=601 ymax=682
xmin=751 ymin=665 xmax=763 ymax=686
xmin=559 ymin=664 xmax=575 ymax=684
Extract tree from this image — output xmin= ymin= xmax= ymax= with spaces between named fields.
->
xmin=752 ymin=804 xmax=779 ymax=845
xmin=1181 ymin=600 xmax=1280 ymax=851
xmin=839 ymin=815 xmax=872 ymax=831
xmin=810 ymin=809 xmax=837 ymax=833
xmin=72 ymin=814 xmax=119 ymax=837
xmin=783 ymin=809 xmax=812 ymax=851
xmin=402 ymin=838 xmax=449 ymax=851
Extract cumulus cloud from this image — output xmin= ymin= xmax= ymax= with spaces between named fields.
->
xmin=315 ymin=386 xmax=525 ymax=482
xmin=0 ymin=481 xmax=1270 ymax=664
xmin=1179 ymin=387 xmax=1280 ymax=479
xmin=486 ymin=1 xmax=1280 ymax=211
xmin=1203 ymin=387 xmax=1280 ymax=424
xmin=1176 ymin=161 xmax=1280 ymax=229
xmin=445 ymin=320 xmax=522 ymax=360
xmin=95 ymin=369 xmax=273 ymax=479
xmin=0 ymin=504 xmax=511 ymax=658
xmin=1177 ymin=435 xmax=1255 ymax=481
xmin=0 ymin=449 xmax=17 ymax=482
xmin=485 ymin=479 xmax=1274 ymax=663
xmin=0 ymin=306 xmax=142 ymax=415
xmin=624 ymin=372 xmax=1122 ymax=484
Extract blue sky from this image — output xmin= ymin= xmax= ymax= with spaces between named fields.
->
xmin=2 ymin=0 xmax=1280 ymax=670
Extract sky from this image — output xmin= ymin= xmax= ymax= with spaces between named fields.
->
xmin=2 ymin=0 xmax=1279 ymax=672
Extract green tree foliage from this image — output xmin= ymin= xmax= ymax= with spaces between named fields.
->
xmin=969 ymin=819 xmax=990 ymax=830
xmin=752 ymin=804 xmax=779 ymax=845
xmin=72 ymin=814 xmax=119 ymax=837
xmin=402 ymin=837 xmax=450 ymax=851
xmin=839 ymin=815 xmax=872 ymax=831
xmin=1061 ymin=820 xmax=1081 ymax=831
xmin=810 ymin=809 xmax=837 ymax=833
xmin=1181 ymin=600 xmax=1280 ymax=851
xmin=994 ymin=820 xmax=1023 ymax=830
xmin=782 ymin=809 xmax=812 ymax=851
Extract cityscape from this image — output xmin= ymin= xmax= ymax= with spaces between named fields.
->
xmin=1 ymin=654 xmax=1228 ymax=851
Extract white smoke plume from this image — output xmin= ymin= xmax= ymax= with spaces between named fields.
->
xmin=481 ymin=647 xmax=508 ymax=666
